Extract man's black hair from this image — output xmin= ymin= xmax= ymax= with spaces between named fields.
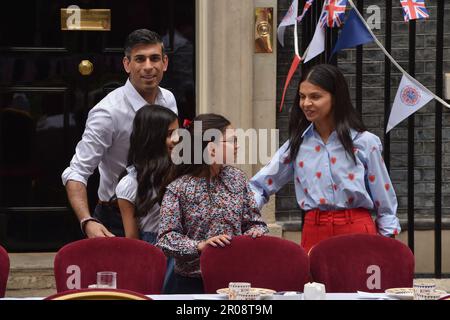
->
xmin=124 ymin=29 xmax=164 ymax=57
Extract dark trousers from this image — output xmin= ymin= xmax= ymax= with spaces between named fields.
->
xmin=140 ymin=232 xmax=175 ymax=294
xmin=166 ymin=274 xmax=204 ymax=294
xmin=93 ymin=203 xmax=125 ymax=237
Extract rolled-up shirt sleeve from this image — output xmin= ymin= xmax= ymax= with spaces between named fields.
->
xmin=249 ymin=141 xmax=294 ymax=209
xmin=61 ymin=107 xmax=114 ymax=186
xmin=157 ymin=189 xmax=200 ymax=260
xmin=365 ymin=137 xmax=401 ymax=236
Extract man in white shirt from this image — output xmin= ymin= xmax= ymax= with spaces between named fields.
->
xmin=62 ymin=29 xmax=178 ymax=238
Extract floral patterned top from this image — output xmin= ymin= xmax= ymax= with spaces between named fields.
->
xmin=156 ymin=165 xmax=268 ymax=278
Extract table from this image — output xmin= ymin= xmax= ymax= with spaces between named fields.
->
xmin=147 ymin=293 xmax=392 ymax=300
xmin=0 ymin=293 xmax=396 ymax=300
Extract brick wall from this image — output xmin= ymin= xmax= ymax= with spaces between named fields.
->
xmin=276 ymin=0 xmax=450 ymax=225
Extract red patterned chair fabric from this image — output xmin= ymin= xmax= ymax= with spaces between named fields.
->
xmin=54 ymin=237 xmax=166 ymax=294
xmin=200 ymin=235 xmax=310 ymax=293
xmin=309 ymin=234 xmax=414 ymax=293
xmin=0 ymin=245 xmax=9 ymax=298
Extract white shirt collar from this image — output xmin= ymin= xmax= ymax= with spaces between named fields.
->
xmin=301 ymin=123 xmax=314 ymax=138
xmin=301 ymin=123 xmax=359 ymax=141
xmin=126 ymin=165 xmax=136 ymax=174
xmin=124 ymin=79 xmax=165 ymax=112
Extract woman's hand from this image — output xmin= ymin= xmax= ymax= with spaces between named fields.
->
xmin=197 ymin=234 xmax=232 ymax=252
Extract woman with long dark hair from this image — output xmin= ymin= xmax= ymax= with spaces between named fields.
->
xmin=250 ymin=64 xmax=400 ymax=253
xmin=116 ymin=104 xmax=178 ymax=293
xmin=156 ymin=113 xmax=268 ymax=294
xmin=115 ymin=104 xmax=179 ymax=244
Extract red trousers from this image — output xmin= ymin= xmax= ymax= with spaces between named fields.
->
xmin=301 ymin=208 xmax=377 ymax=254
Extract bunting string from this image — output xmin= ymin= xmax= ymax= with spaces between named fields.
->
xmin=347 ymin=0 xmax=450 ymax=109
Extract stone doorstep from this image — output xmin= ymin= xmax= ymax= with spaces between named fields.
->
xmin=6 ymin=288 xmax=56 ymax=298
xmin=9 ymin=252 xmax=56 ymax=271
xmin=7 ymin=269 xmax=55 ymax=290
xmin=6 ymin=252 xmax=56 ymax=297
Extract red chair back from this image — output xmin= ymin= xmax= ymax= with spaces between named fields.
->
xmin=309 ymin=234 xmax=414 ymax=293
xmin=54 ymin=237 xmax=166 ymax=294
xmin=200 ymin=235 xmax=310 ymax=293
xmin=0 ymin=245 xmax=9 ymax=298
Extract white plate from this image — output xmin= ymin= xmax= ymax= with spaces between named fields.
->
xmin=216 ymin=287 xmax=276 ymax=299
xmin=193 ymin=294 xmax=228 ymax=300
xmin=384 ymin=288 xmax=414 ymax=300
xmin=273 ymin=292 xmax=303 ymax=300
xmin=385 ymin=288 xmax=448 ymax=300
xmin=356 ymin=291 xmax=391 ymax=300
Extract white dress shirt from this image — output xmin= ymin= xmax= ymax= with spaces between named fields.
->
xmin=61 ymin=79 xmax=177 ymax=201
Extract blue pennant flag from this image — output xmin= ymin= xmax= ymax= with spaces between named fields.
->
xmin=330 ymin=8 xmax=374 ymax=58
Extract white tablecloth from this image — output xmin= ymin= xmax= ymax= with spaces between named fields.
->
xmin=148 ymin=293 xmax=392 ymax=300
xmin=0 ymin=293 xmax=395 ymax=300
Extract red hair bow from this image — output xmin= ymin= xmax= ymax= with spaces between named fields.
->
xmin=183 ymin=119 xmax=192 ymax=128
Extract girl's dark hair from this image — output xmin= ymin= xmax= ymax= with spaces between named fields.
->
xmin=128 ymin=105 xmax=178 ymax=217
xmin=288 ymin=64 xmax=366 ymax=164
xmin=160 ymin=113 xmax=231 ymax=191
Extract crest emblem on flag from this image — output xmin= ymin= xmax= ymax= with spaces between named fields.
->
xmin=401 ymin=86 xmax=421 ymax=106
xmin=386 ymin=75 xmax=434 ymax=133
xmin=319 ymin=0 xmax=348 ymax=28
xmin=400 ymin=0 xmax=429 ymax=22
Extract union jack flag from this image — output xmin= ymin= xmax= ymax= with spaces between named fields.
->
xmin=297 ymin=0 xmax=315 ymax=22
xmin=319 ymin=0 xmax=348 ymax=28
xmin=400 ymin=0 xmax=429 ymax=22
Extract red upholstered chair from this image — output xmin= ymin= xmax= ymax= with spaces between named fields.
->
xmin=0 ymin=245 xmax=9 ymax=298
xmin=200 ymin=235 xmax=310 ymax=293
xmin=309 ymin=234 xmax=414 ymax=293
xmin=54 ymin=237 xmax=166 ymax=294
xmin=44 ymin=288 xmax=152 ymax=300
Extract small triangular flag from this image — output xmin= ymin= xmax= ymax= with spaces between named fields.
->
xmin=387 ymin=74 xmax=434 ymax=132
xmin=330 ymin=8 xmax=374 ymax=58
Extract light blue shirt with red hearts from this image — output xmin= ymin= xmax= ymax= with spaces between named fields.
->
xmin=249 ymin=123 xmax=401 ymax=237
